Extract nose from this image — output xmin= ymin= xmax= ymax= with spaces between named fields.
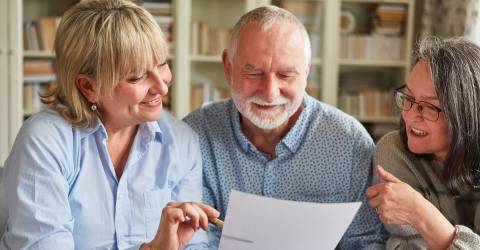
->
xmin=150 ymin=64 xmax=172 ymax=96
xmin=260 ymin=74 xmax=280 ymax=102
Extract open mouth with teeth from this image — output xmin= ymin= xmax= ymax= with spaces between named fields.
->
xmin=409 ymin=127 xmax=428 ymax=137
xmin=140 ymin=98 xmax=162 ymax=106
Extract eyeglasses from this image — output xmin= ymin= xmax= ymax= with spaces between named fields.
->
xmin=393 ymin=86 xmax=443 ymax=122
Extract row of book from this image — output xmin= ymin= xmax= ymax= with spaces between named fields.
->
xmin=339 ymin=89 xmax=395 ymax=118
xmin=189 ymin=79 xmax=322 ymax=111
xmin=23 ymin=83 xmax=54 ymax=115
xmin=191 ymin=20 xmax=231 ymax=55
xmin=339 ymin=35 xmax=405 ymax=60
xmin=190 ymin=82 xmax=230 ymax=111
xmin=24 ymin=17 xmax=61 ymax=52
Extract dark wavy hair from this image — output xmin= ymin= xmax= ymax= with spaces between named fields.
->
xmin=400 ymin=36 xmax=480 ymax=195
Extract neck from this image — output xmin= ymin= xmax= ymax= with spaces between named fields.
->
xmin=104 ymin=123 xmax=138 ymax=179
xmin=240 ymin=107 xmax=302 ymax=159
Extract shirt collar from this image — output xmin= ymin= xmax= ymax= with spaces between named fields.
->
xmin=77 ymin=118 xmax=163 ymax=143
xmin=230 ymin=93 xmax=313 ymax=157
xmin=138 ymin=120 xmax=163 ymax=143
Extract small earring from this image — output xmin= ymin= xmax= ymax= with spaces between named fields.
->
xmin=90 ymin=103 xmax=97 ymax=111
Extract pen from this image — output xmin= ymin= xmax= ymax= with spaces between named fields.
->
xmin=209 ymin=217 xmax=224 ymax=228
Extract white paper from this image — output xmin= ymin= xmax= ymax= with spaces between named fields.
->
xmin=218 ymin=190 xmax=361 ymax=250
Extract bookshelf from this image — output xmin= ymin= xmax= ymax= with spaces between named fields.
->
xmin=1 ymin=0 xmax=414 ymax=162
xmin=1 ymin=0 xmax=22 ymax=164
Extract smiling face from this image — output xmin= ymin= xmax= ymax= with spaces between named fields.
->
xmin=224 ymin=21 xmax=309 ymax=130
xmin=98 ymin=62 xmax=172 ymax=129
xmin=403 ymin=60 xmax=450 ymax=160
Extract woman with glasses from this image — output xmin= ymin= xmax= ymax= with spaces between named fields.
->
xmin=366 ymin=36 xmax=480 ymax=249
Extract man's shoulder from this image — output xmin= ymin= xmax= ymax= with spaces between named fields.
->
xmin=308 ymin=98 xmax=370 ymax=139
xmin=183 ymin=100 xmax=232 ymax=130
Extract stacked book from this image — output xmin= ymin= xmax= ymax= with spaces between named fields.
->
xmin=23 ymin=59 xmax=56 ymax=83
xmin=142 ymin=2 xmax=173 ymax=49
xmin=372 ymin=4 xmax=406 ymax=36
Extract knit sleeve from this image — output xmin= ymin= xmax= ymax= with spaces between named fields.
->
xmin=447 ymin=225 xmax=480 ymax=250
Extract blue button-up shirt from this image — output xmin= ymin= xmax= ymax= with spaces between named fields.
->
xmin=184 ymin=95 xmax=386 ymax=249
xmin=1 ymin=110 xmax=207 ymax=250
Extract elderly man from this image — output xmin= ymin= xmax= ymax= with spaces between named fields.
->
xmin=184 ymin=5 xmax=386 ymax=249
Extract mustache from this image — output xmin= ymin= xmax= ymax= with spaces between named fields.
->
xmin=246 ymin=96 xmax=290 ymax=106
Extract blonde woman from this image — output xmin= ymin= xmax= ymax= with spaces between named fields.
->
xmin=1 ymin=0 xmax=217 ymax=249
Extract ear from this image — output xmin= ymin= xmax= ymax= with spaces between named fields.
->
xmin=75 ymin=74 xmax=99 ymax=103
xmin=222 ymin=49 xmax=232 ymax=87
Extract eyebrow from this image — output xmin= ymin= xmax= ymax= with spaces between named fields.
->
xmin=241 ymin=64 xmax=299 ymax=74
xmin=241 ymin=64 xmax=261 ymax=72
xmin=405 ymin=86 xmax=439 ymax=101
xmin=281 ymin=66 xmax=299 ymax=74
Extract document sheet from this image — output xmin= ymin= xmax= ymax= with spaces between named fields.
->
xmin=218 ymin=190 xmax=361 ymax=250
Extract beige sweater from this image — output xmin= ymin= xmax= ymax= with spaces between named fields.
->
xmin=373 ymin=131 xmax=480 ymax=250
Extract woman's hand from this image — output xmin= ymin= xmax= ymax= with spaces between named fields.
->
xmin=366 ymin=165 xmax=424 ymax=225
xmin=142 ymin=201 xmax=220 ymax=250
xmin=366 ymin=165 xmax=455 ymax=250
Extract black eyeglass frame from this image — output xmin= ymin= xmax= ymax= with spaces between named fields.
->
xmin=393 ymin=85 xmax=444 ymax=122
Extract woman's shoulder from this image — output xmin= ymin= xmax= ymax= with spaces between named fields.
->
xmin=376 ymin=130 xmax=403 ymax=151
xmin=20 ymin=109 xmax=73 ymax=139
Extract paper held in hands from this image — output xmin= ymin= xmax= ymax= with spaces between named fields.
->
xmin=218 ymin=190 xmax=361 ymax=250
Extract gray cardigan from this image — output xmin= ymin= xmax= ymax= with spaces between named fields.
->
xmin=373 ymin=131 xmax=480 ymax=249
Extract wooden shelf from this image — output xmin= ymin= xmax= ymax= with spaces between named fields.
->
xmin=191 ymin=54 xmax=222 ymax=63
xmin=23 ymin=74 xmax=56 ymax=83
xmin=339 ymin=58 xmax=406 ymax=67
xmin=342 ymin=0 xmax=410 ymax=4
xmin=23 ymin=109 xmax=39 ymax=116
xmin=24 ymin=51 xmax=55 ymax=58
xmin=356 ymin=116 xmax=399 ymax=123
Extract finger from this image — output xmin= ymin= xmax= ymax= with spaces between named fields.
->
xmin=191 ymin=204 xmax=209 ymax=231
xmin=376 ymin=165 xmax=401 ymax=183
xmin=182 ymin=203 xmax=202 ymax=230
xmin=193 ymin=202 xmax=220 ymax=218
xmin=165 ymin=205 xmax=186 ymax=221
xmin=368 ymin=197 xmax=384 ymax=210
xmin=366 ymin=184 xmax=383 ymax=198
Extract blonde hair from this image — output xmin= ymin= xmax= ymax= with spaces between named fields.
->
xmin=42 ymin=0 xmax=168 ymax=128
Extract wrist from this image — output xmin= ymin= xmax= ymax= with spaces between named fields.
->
xmin=410 ymin=194 xmax=455 ymax=249
xmin=409 ymin=192 xmax=429 ymax=229
xmin=141 ymin=243 xmax=159 ymax=250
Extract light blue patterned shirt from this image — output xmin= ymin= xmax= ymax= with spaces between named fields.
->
xmin=1 ymin=110 xmax=207 ymax=250
xmin=184 ymin=95 xmax=387 ymax=249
